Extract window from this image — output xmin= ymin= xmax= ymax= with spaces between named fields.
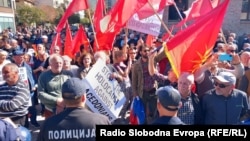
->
xmin=106 ymin=0 xmax=112 ymax=12
xmin=241 ymin=0 xmax=250 ymax=20
xmin=0 ymin=16 xmax=15 ymax=31
xmin=0 ymin=0 xmax=4 ymax=7
xmin=0 ymin=0 xmax=10 ymax=8
xmin=168 ymin=0 xmax=188 ymax=20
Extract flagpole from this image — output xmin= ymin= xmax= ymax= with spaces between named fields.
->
xmin=220 ymin=28 xmax=227 ymax=44
xmin=54 ymin=33 xmax=59 ymax=48
xmin=87 ymin=9 xmax=99 ymax=50
xmin=173 ymin=2 xmax=184 ymax=20
xmin=103 ymin=0 xmax=107 ymax=15
xmin=173 ymin=2 xmax=187 ymax=28
xmin=88 ymin=38 xmax=95 ymax=54
xmin=147 ymin=0 xmax=173 ymax=37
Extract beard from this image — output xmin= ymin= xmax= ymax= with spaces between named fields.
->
xmin=141 ymin=54 xmax=148 ymax=60
xmin=215 ymin=89 xmax=223 ymax=95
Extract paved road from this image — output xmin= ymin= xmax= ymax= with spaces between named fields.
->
xmin=30 ymin=114 xmax=44 ymax=141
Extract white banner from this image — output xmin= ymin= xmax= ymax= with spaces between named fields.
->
xmin=18 ymin=67 xmax=28 ymax=84
xmin=127 ymin=10 xmax=163 ymax=36
xmin=84 ymin=59 xmax=126 ymax=122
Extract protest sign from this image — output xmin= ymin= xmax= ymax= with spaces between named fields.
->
xmin=84 ymin=59 xmax=126 ymax=122
xmin=127 ymin=10 xmax=163 ymax=36
xmin=18 ymin=67 xmax=28 ymax=84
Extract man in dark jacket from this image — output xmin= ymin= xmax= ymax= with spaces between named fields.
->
xmin=37 ymin=78 xmax=111 ymax=141
xmin=151 ymin=86 xmax=185 ymax=125
xmin=202 ymin=71 xmax=249 ymax=124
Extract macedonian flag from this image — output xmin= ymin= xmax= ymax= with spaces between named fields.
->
xmin=164 ymin=0 xmax=230 ymax=78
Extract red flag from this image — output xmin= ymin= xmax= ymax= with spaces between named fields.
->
xmin=93 ymin=0 xmax=106 ymax=33
xmin=95 ymin=0 xmax=148 ymax=51
xmin=145 ymin=34 xmax=155 ymax=47
xmin=100 ymin=0 xmax=148 ymax=33
xmin=176 ymin=0 xmax=213 ymax=28
xmin=71 ymin=25 xmax=90 ymax=55
xmin=211 ymin=0 xmax=221 ymax=8
xmin=50 ymin=32 xmax=62 ymax=54
xmin=63 ymin=22 xmax=73 ymax=58
xmin=56 ymin=0 xmax=89 ymax=32
xmin=184 ymin=0 xmax=213 ymax=20
xmin=164 ymin=0 xmax=230 ymax=78
xmin=137 ymin=0 xmax=174 ymax=20
xmin=93 ymin=31 xmax=117 ymax=52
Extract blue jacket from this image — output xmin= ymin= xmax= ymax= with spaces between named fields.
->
xmin=202 ymin=89 xmax=249 ymax=125
xmin=22 ymin=62 xmax=36 ymax=93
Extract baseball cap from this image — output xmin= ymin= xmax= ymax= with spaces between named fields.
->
xmin=156 ymin=86 xmax=181 ymax=111
xmin=212 ymin=71 xmax=236 ymax=85
xmin=12 ymin=49 xmax=25 ymax=56
xmin=62 ymin=78 xmax=87 ymax=100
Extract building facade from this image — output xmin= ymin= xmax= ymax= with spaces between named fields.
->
xmin=88 ymin=0 xmax=116 ymax=11
xmin=0 ymin=0 xmax=36 ymax=32
xmin=89 ymin=0 xmax=250 ymax=36
xmin=0 ymin=0 xmax=15 ymax=32
xmin=164 ymin=0 xmax=250 ymax=36
xmin=222 ymin=0 xmax=250 ymax=36
xmin=34 ymin=0 xmax=71 ymax=8
xmin=1 ymin=0 xmax=249 ymax=36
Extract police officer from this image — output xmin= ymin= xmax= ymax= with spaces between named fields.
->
xmin=37 ymin=78 xmax=111 ymax=141
xmin=151 ymin=86 xmax=185 ymax=125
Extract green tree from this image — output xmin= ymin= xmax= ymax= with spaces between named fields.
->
xmin=37 ymin=5 xmax=57 ymax=23
xmin=16 ymin=4 xmax=45 ymax=26
xmin=80 ymin=10 xmax=94 ymax=26
xmin=54 ymin=3 xmax=65 ymax=25
xmin=68 ymin=13 xmax=80 ymax=24
xmin=80 ymin=17 xmax=90 ymax=26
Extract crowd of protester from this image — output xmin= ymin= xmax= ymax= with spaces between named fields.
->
xmin=0 ymin=23 xmax=250 ymax=140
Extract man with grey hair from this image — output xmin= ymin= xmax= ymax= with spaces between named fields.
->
xmin=202 ymin=71 xmax=249 ymax=124
xmin=43 ymin=45 xmax=61 ymax=70
xmin=62 ymin=55 xmax=79 ymax=77
xmin=177 ymin=72 xmax=203 ymax=125
xmin=38 ymin=54 xmax=73 ymax=119
xmin=9 ymin=39 xmax=21 ymax=52
xmin=0 ymin=63 xmax=30 ymax=126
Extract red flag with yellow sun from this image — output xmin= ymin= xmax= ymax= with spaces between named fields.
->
xmin=164 ymin=0 xmax=229 ymax=78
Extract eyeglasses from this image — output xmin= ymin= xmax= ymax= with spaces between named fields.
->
xmin=143 ymin=50 xmax=150 ymax=53
xmin=214 ymin=81 xmax=230 ymax=88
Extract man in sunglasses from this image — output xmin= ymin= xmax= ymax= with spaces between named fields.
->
xmin=202 ymin=71 xmax=249 ymax=125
